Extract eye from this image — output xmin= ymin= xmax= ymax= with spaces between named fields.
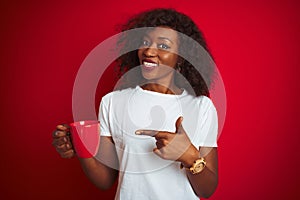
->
xmin=141 ymin=40 xmax=150 ymax=47
xmin=157 ymin=43 xmax=170 ymax=50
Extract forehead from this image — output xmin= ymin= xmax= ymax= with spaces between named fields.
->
xmin=144 ymin=27 xmax=178 ymax=42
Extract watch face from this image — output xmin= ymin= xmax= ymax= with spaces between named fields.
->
xmin=194 ymin=162 xmax=204 ymax=173
xmin=191 ymin=159 xmax=206 ymax=174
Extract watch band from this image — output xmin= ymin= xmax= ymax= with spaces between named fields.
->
xmin=180 ymin=157 xmax=206 ymax=174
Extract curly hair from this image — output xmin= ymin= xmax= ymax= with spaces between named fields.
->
xmin=115 ymin=8 xmax=215 ymax=97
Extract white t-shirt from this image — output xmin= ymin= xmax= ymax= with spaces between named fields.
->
xmin=98 ymin=86 xmax=218 ymax=200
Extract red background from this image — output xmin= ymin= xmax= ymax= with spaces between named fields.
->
xmin=1 ymin=0 xmax=299 ymax=199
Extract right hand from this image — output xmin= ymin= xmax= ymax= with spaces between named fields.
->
xmin=52 ymin=124 xmax=75 ymax=158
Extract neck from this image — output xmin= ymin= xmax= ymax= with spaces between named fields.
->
xmin=141 ymin=82 xmax=182 ymax=95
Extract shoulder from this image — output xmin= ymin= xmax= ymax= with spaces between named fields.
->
xmin=101 ymin=87 xmax=137 ymax=104
xmin=198 ymin=96 xmax=215 ymax=108
xmin=180 ymin=93 xmax=217 ymax=119
xmin=186 ymin=94 xmax=218 ymax=119
xmin=197 ymin=96 xmax=217 ymax=115
xmin=184 ymin=93 xmax=215 ymax=109
xmin=197 ymin=96 xmax=218 ymax=122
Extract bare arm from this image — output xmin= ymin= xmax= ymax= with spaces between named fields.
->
xmin=181 ymin=146 xmax=218 ymax=198
xmin=53 ymin=125 xmax=119 ymax=190
xmin=78 ymin=136 xmax=119 ymax=190
xmin=135 ymin=117 xmax=218 ymax=198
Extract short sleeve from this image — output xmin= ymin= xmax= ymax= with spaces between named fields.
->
xmin=98 ymin=98 xmax=112 ymax=137
xmin=193 ymin=98 xmax=218 ymax=148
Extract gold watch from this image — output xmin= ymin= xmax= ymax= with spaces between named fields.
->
xmin=181 ymin=157 xmax=206 ymax=174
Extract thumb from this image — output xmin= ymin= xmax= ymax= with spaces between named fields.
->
xmin=153 ymin=148 xmax=163 ymax=158
xmin=57 ymin=124 xmax=70 ymax=131
xmin=175 ymin=116 xmax=183 ymax=134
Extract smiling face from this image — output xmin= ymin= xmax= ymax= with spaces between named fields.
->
xmin=138 ymin=27 xmax=179 ymax=87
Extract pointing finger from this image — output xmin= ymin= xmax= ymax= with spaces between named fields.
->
xmin=135 ymin=130 xmax=158 ymax=136
xmin=135 ymin=130 xmax=174 ymax=139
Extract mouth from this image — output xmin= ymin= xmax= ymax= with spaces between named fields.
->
xmin=141 ymin=60 xmax=158 ymax=71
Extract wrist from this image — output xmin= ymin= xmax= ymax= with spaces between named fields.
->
xmin=180 ymin=145 xmax=200 ymax=168
xmin=180 ymin=146 xmax=207 ymax=175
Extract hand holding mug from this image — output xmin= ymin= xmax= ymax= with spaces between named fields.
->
xmin=69 ymin=120 xmax=100 ymax=158
xmin=52 ymin=124 xmax=75 ymax=159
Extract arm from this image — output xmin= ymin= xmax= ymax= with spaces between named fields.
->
xmin=79 ymin=97 xmax=119 ymax=189
xmin=52 ymin=125 xmax=119 ymax=190
xmin=79 ymin=136 xmax=119 ymax=190
xmin=135 ymin=117 xmax=218 ymax=198
xmin=181 ymin=146 xmax=218 ymax=198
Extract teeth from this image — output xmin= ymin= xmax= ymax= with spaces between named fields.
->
xmin=143 ymin=61 xmax=158 ymax=67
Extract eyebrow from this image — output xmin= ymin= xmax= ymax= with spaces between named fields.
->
xmin=144 ymin=34 xmax=174 ymax=44
xmin=157 ymin=37 xmax=174 ymax=44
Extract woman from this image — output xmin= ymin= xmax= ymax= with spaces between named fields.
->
xmin=53 ymin=8 xmax=218 ymax=199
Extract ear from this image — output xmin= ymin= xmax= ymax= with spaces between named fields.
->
xmin=177 ymin=56 xmax=184 ymax=63
xmin=176 ymin=57 xmax=184 ymax=72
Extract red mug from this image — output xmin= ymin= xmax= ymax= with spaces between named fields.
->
xmin=70 ymin=120 xmax=100 ymax=158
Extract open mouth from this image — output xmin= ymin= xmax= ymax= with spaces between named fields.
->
xmin=142 ymin=60 xmax=158 ymax=71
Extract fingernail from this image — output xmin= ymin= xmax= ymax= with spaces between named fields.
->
xmin=135 ymin=130 xmax=141 ymax=135
xmin=57 ymin=125 xmax=63 ymax=129
xmin=64 ymin=137 xmax=67 ymax=142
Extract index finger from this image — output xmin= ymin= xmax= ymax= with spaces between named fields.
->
xmin=135 ymin=130 xmax=158 ymax=137
xmin=135 ymin=130 xmax=172 ymax=139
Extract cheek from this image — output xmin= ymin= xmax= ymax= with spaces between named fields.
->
xmin=137 ymin=49 xmax=143 ymax=61
xmin=161 ymin=54 xmax=178 ymax=67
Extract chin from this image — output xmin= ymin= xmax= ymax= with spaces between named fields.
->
xmin=141 ymin=76 xmax=156 ymax=82
xmin=141 ymin=71 xmax=157 ymax=81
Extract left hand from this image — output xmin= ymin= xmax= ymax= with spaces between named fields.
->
xmin=135 ymin=116 xmax=199 ymax=165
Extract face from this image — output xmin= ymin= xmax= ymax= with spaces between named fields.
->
xmin=138 ymin=27 xmax=179 ymax=85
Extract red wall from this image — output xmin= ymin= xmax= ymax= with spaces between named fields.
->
xmin=1 ymin=0 xmax=299 ymax=199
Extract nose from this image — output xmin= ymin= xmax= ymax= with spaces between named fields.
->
xmin=143 ymin=46 xmax=158 ymax=57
